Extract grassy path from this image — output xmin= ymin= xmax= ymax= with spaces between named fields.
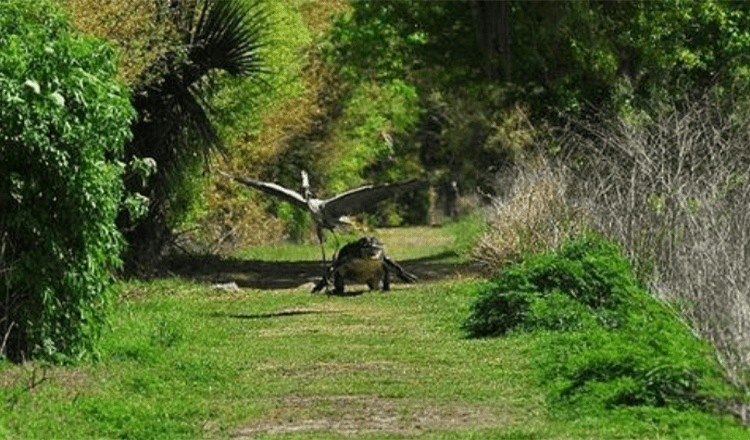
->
xmin=4 ymin=225 xmax=741 ymax=439
xmin=1 ymin=278 xmax=556 ymax=439
xmin=0 ymin=225 xmax=552 ymax=439
xmin=187 ymin=279 xmax=546 ymax=438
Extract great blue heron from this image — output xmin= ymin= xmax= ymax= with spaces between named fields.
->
xmin=219 ymin=170 xmax=426 ymax=262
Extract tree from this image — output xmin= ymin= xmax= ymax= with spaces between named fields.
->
xmin=120 ymin=0 xmax=268 ymax=271
xmin=471 ymin=0 xmax=511 ymax=81
xmin=0 ymin=0 xmax=134 ymax=361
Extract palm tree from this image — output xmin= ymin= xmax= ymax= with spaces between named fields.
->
xmin=120 ymin=0 xmax=267 ymax=271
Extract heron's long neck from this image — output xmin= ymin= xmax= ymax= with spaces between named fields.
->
xmin=301 ymin=170 xmax=312 ymax=201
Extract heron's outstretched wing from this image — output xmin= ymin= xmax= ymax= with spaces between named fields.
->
xmin=323 ymin=179 xmax=427 ymax=219
xmin=219 ymin=171 xmax=308 ymax=209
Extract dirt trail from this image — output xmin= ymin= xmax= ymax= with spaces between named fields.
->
xmin=230 ymin=395 xmax=511 ymax=438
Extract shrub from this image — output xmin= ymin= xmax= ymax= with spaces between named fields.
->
xmin=464 ymin=235 xmax=736 ymax=415
xmin=0 ymin=0 xmax=134 ymax=361
xmin=537 ymin=308 xmax=728 ymax=414
xmin=464 ymin=235 xmax=636 ymax=337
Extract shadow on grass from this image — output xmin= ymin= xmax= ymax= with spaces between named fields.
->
xmin=157 ymin=249 xmax=479 ymax=291
xmin=210 ymin=309 xmax=341 ymax=320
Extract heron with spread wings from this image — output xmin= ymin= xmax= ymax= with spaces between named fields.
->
xmin=219 ymin=170 xmax=426 ymax=262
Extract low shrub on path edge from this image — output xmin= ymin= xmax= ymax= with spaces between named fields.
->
xmin=464 ymin=234 xmax=746 ymax=435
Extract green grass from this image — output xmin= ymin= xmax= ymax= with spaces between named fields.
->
xmin=231 ymin=221 xmax=472 ymax=263
xmin=0 ymin=225 xmax=746 ymax=439
xmin=465 ymin=234 xmax=748 ymax=439
xmin=0 ymin=278 xmax=545 ymax=439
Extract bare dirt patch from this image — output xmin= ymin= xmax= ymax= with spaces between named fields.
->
xmin=231 ymin=394 xmax=510 ymax=437
xmin=265 ymin=361 xmax=404 ymax=379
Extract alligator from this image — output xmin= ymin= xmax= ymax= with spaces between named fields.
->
xmin=312 ymin=237 xmax=417 ymax=295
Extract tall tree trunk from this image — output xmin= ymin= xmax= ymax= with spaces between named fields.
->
xmin=471 ymin=0 xmax=511 ymax=81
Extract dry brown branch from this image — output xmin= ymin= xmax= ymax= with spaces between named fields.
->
xmin=473 ymin=158 xmax=590 ymax=274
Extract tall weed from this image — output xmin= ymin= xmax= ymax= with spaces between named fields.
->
xmin=473 ymin=159 xmax=589 ymax=273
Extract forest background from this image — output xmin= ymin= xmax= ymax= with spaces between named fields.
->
xmin=4 ymin=0 xmax=750 ymax=402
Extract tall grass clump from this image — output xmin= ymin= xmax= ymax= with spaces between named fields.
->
xmin=473 ymin=159 xmax=589 ymax=274
xmin=569 ymin=96 xmax=750 ymax=417
xmin=465 ymin=235 xmax=740 ymax=431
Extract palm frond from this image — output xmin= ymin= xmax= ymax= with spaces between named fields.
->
xmin=190 ymin=0 xmax=268 ymax=80
xmin=121 ymin=0 xmax=269 ymax=268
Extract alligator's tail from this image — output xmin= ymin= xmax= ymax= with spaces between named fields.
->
xmin=384 ymin=256 xmax=417 ymax=283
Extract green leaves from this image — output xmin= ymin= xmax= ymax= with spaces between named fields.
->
xmin=463 ymin=235 xmax=635 ymax=337
xmin=0 ymin=0 xmax=134 ymax=362
xmin=191 ymin=0 xmax=267 ymax=78
xmin=121 ymin=0 xmax=270 ymax=268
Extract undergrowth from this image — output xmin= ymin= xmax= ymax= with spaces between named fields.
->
xmin=464 ymin=234 xmax=744 ymax=434
xmin=473 ymin=160 xmax=589 ymax=274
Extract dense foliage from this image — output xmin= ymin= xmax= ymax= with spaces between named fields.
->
xmin=330 ymin=0 xmax=750 ymax=116
xmin=321 ymin=0 xmax=750 ymax=214
xmin=0 ymin=0 xmax=134 ymax=361
xmin=464 ymin=236 xmax=637 ymax=337
xmin=464 ymin=236 xmax=735 ymax=419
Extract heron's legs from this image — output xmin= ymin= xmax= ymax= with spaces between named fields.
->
xmin=315 ymin=227 xmax=329 ymax=261
xmin=315 ymin=226 xmax=331 ymax=293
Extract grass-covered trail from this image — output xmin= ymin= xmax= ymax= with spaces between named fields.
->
xmin=1 ymin=226 xmax=746 ymax=439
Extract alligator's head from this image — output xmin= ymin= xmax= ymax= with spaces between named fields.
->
xmin=358 ymin=237 xmax=384 ymax=259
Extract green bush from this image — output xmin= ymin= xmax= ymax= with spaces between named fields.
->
xmin=569 ymin=96 xmax=750 ymax=397
xmin=0 ymin=0 xmax=134 ymax=362
xmin=464 ymin=235 xmax=736 ymax=416
xmin=464 ymin=236 xmax=635 ymax=336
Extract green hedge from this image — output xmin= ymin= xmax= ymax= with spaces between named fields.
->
xmin=0 ymin=0 xmax=134 ymax=362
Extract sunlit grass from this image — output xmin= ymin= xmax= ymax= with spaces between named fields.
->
xmin=0 ymin=277 xmax=550 ymax=439
xmin=1 ymin=224 xmax=745 ymax=439
xmin=230 ymin=218 xmax=481 ymax=263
